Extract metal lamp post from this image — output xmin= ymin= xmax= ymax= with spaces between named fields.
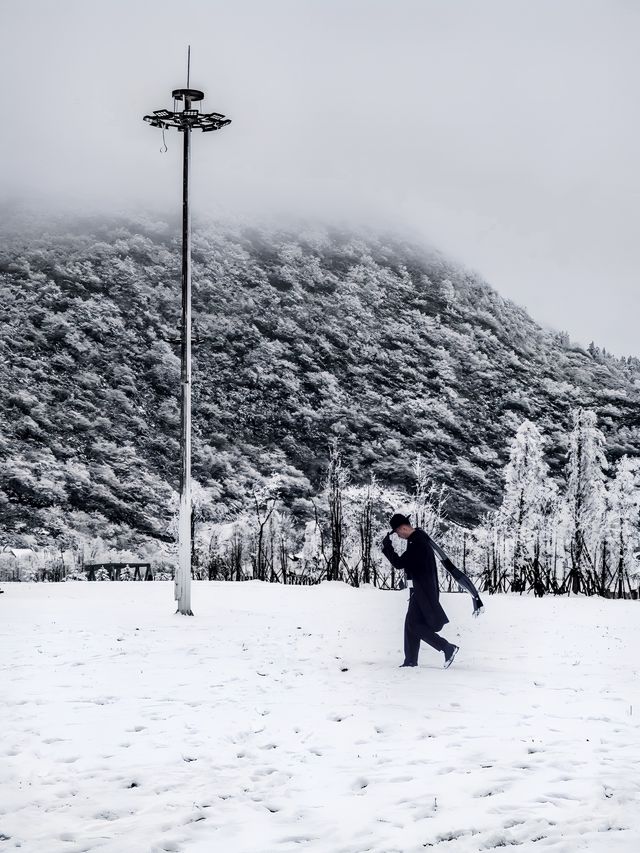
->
xmin=143 ymin=78 xmax=231 ymax=615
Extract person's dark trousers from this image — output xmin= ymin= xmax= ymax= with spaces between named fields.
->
xmin=403 ymin=589 xmax=450 ymax=665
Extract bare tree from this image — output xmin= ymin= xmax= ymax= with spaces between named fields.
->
xmin=564 ymin=409 xmax=607 ymax=595
xmin=276 ymin=510 xmax=295 ymax=584
xmin=318 ymin=442 xmax=349 ymax=582
xmin=227 ymin=524 xmax=244 ymax=582
xmin=411 ymin=455 xmax=447 ymax=537
xmin=251 ymin=480 xmax=279 ymax=581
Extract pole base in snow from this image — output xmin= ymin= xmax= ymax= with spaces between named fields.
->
xmin=175 ymin=608 xmax=194 ymax=616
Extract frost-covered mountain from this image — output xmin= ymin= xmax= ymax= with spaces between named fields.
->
xmin=2 ymin=214 xmax=639 ymax=546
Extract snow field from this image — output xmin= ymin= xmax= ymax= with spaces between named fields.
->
xmin=1 ymin=582 xmax=639 ymax=853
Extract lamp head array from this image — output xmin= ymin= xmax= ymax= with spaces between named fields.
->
xmin=143 ymin=89 xmax=231 ymax=132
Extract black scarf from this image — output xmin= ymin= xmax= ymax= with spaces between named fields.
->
xmin=427 ymin=535 xmax=484 ymax=616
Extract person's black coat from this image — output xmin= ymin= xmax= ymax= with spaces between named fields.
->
xmin=382 ymin=529 xmax=449 ymax=632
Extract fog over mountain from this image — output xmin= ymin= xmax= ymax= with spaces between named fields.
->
xmin=1 ymin=0 xmax=639 ymax=356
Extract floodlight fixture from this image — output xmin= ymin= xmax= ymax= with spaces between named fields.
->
xmin=143 ymin=88 xmax=231 ymax=134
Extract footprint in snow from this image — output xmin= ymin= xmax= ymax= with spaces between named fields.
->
xmin=93 ymin=810 xmax=121 ymax=822
xmin=155 ymin=841 xmax=180 ymax=852
xmin=251 ymin=766 xmax=277 ymax=779
xmin=473 ymin=786 xmax=505 ymax=798
xmin=542 ymin=790 xmax=580 ymax=801
xmin=413 ymin=803 xmax=437 ymax=820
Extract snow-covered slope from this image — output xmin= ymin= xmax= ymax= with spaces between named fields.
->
xmin=2 ymin=583 xmax=638 ymax=852
xmin=3 ymin=217 xmax=640 ymax=548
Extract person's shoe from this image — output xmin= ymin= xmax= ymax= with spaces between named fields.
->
xmin=443 ymin=644 xmax=459 ymax=669
xmin=399 ymin=661 xmax=418 ymax=668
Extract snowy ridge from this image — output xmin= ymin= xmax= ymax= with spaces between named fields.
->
xmin=2 ymin=217 xmax=640 ymax=548
xmin=1 ymin=582 xmax=638 ymax=852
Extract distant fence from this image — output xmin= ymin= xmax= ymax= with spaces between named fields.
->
xmin=85 ymin=563 xmax=153 ymax=581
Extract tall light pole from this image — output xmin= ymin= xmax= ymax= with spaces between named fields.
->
xmin=143 ymin=59 xmax=231 ymax=615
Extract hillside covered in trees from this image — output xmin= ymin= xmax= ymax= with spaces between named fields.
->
xmin=2 ymin=212 xmax=640 ymax=551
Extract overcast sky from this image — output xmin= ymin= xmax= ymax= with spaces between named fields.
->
xmin=2 ymin=0 xmax=638 ymax=356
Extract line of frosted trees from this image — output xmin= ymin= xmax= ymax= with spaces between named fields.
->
xmin=198 ymin=446 xmax=449 ymax=591
xmin=474 ymin=409 xmax=640 ymax=598
xmin=200 ymin=408 xmax=640 ymax=598
xmin=7 ymin=408 xmax=637 ymax=597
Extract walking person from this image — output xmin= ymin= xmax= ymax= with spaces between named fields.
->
xmin=382 ymin=513 xmax=483 ymax=668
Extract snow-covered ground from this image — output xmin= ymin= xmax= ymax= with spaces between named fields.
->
xmin=1 ymin=582 xmax=639 ymax=853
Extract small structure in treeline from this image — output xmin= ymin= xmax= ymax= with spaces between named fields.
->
xmin=0 ymin=548 xmax=45 ymax=582
xmin=85 ymin=562 xmax=153 ymax=581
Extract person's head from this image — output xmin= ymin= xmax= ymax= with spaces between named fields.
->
xmin=389 ymin=513 xmax=414 ymax=540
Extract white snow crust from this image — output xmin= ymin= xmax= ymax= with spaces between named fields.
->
xmin=1 ymin=582 xmax=639 ymax=852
